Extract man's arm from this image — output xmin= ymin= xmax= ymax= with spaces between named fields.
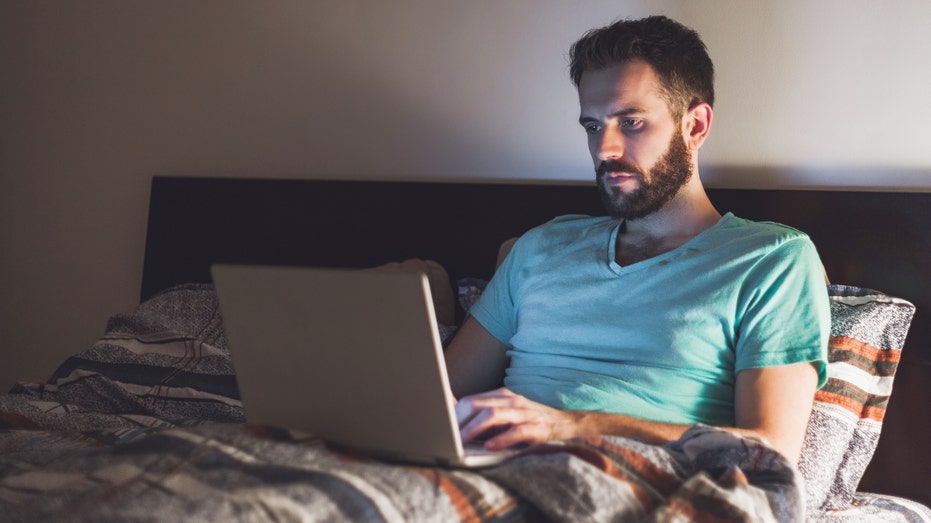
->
xmin=444 ymin=316 xmax=510 ymax=399
xmin=732 ymin=362 xmax=819 ymax=461
xmin=454 ymin=359 xmax=818 ymax=462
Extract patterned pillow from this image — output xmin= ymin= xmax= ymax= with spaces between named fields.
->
xmin=797 ymin=285 xmax=916 ymax=512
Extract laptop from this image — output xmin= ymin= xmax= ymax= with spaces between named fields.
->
xmin=211 ymin=264 xmax=515 ymax=468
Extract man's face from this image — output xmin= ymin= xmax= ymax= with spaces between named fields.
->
xmin=578 ymin=60 xmax=694 ymax=220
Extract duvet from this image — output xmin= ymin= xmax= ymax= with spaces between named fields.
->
xmin=0 ymin=284 xmax=927 ymax=522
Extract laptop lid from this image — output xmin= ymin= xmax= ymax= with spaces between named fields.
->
xmin=211 ymin=264 xmax=479 ymax=465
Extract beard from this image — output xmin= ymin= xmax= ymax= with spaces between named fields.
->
xmin=595 ymin=132 xmax=693 ymax=220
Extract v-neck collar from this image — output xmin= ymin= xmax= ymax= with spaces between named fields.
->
xmin=606 ymin=213 xmax=734 ymax=275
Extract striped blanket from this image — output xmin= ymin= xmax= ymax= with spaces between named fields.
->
xmin=0 ymin=284 xmax=927 ymax=522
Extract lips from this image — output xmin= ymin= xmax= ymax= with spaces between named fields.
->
xmin=598 ymin=169 xmax=640 ymax=189
xmin=597 ymin=160 xmax=641 ymax=177
xmin=603 ymin=173 xmax=633 ymax=185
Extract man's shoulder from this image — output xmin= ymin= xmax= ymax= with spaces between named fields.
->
xmin=717 ymin=213 xmax=813 ymax=245
xmin=508 ymin=214 xmax=614 ymax=259
xmin=529 ymin=214 xmax=614 ymax=235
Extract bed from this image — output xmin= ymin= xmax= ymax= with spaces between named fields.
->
xmin=1 ymin=176 xmax=929 ymax=522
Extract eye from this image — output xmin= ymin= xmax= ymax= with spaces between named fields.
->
xmin=621 ymin=119 xmax=644 ymax=131
xmin=583 ymin=122 xmax=602 ymax=135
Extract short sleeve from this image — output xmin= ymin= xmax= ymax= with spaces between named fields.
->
xmin=468 ymin=237 xmax=524 ymax=347
xmin=735 ymin=236 xmax=830 ymax=387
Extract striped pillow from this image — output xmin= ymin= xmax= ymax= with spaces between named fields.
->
xmin=798 ymin=285 xmax=916 ymax=512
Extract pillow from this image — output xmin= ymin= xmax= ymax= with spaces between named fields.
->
xmin=37 ymin=283 xmax=244 ymax=425
xmin=365 ymin=258 xmax=455 ymax=326
xmin=496 ymin=237 xmax=518 ymax=269
xmin=797 ymin=285 xmax=916 ymax=512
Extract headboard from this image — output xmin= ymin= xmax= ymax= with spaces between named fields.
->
xmin=142 ymin=175 xmax=930 ymax=503
xmin=142 ymin=176 xmax=930 ymax=355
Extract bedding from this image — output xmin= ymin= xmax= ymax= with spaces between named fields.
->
xmin=1 ymin=280 xmax=928 ymax=522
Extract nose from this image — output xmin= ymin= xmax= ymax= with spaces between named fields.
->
xmin=592 ymin=124 xmax=625 ymax=162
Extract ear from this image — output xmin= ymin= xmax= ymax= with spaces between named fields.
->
xmin=682 ymin=102 xmax=713 ymax=151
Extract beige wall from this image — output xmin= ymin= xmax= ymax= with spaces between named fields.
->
xmin=2 ymin=0 xmax=930 ymax=389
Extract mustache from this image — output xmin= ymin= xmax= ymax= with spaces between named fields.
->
xmin=596 ymin=160 xmax=642 ymax=178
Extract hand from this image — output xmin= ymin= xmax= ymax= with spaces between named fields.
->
xmin=455 ymin=388 xmax=584 ymax=450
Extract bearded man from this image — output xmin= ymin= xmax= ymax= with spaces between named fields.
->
xmin=445 ymin=15 xmax=830 ymax=463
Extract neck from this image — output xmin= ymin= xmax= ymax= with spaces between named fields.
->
xmin=614 ymin=179 xmax=721 ymax=266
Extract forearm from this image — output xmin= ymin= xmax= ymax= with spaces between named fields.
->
xmin=584 ymin=364 xmax=821 ymax=461
xmin=450 ymin=345 xmax=818 ymax=462
xmin=458 ymin=388 xmax=692 ymax=451
xmin=574 ymin=410 xmax=803 ymax=460
xmin=571 ymin=410 xmax=691 ymax=445
xmin=459 ymin=388 xmax=806 ymax=461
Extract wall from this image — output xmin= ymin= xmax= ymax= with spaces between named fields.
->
xmin=2 ymin=0 xmax=930 ymax=389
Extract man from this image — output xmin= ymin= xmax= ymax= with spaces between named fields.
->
xmin=445 ymin=16 xmax=830 ymax=462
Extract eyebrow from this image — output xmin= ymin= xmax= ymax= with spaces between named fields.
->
xmin=578 ymin=107 xmax=648 ymax=125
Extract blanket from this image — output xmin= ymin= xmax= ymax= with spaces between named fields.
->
xmin=0 ymin=284 xmax=926 ymax=522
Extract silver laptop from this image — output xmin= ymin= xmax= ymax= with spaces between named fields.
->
xmin=211 ymin=264 xmax=514 ymax=468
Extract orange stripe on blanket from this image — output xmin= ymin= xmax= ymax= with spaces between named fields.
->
xmin=664 ymin=494 xmax=752 ymax=523
xmin=814 ymin=390 xmax=886 ymax=421
xmin=588 ymin=437 xmax=682 ymax=509
xmin=604 ymin=443 xmax=682 ymax=495
xmin=412 ymin=468 xmax=516 ymax=522
xmin=414 ymin=469 xmax=481 ymax=522
xmin=519 ymin=439 xmax=680 ymax=512
xmin=829 ymin=336 xmax=901 ymax=363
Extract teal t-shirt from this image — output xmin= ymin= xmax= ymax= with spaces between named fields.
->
xmin=469 ymin=213 xmax=830 ymax=426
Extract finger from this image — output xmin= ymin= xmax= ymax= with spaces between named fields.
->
xmin=454 ymin=397 xmax=475 ymax=426
xmin=455 ymin=388 xmax=519 ymax=425
xmin=460 ymin=392 xmax=525 ymax=412
xmin=484 ymin=422 xmax=550 ymax=450
xmin=459 ymin=402 xmax=529 ymax=442
xmin=459 ymin=403 xmax=542 ymax=444
xmin=459 ymin=406 xmax=508 ymax=443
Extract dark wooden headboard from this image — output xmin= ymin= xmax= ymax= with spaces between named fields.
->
xmin=142 ymin=175 xmax=930 ymax=504
xmin=142 ymin=177 xmax=603 ymax=301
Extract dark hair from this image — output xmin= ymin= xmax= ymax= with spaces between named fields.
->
xmin=569 ymin=16 xmax=714 ymax=118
